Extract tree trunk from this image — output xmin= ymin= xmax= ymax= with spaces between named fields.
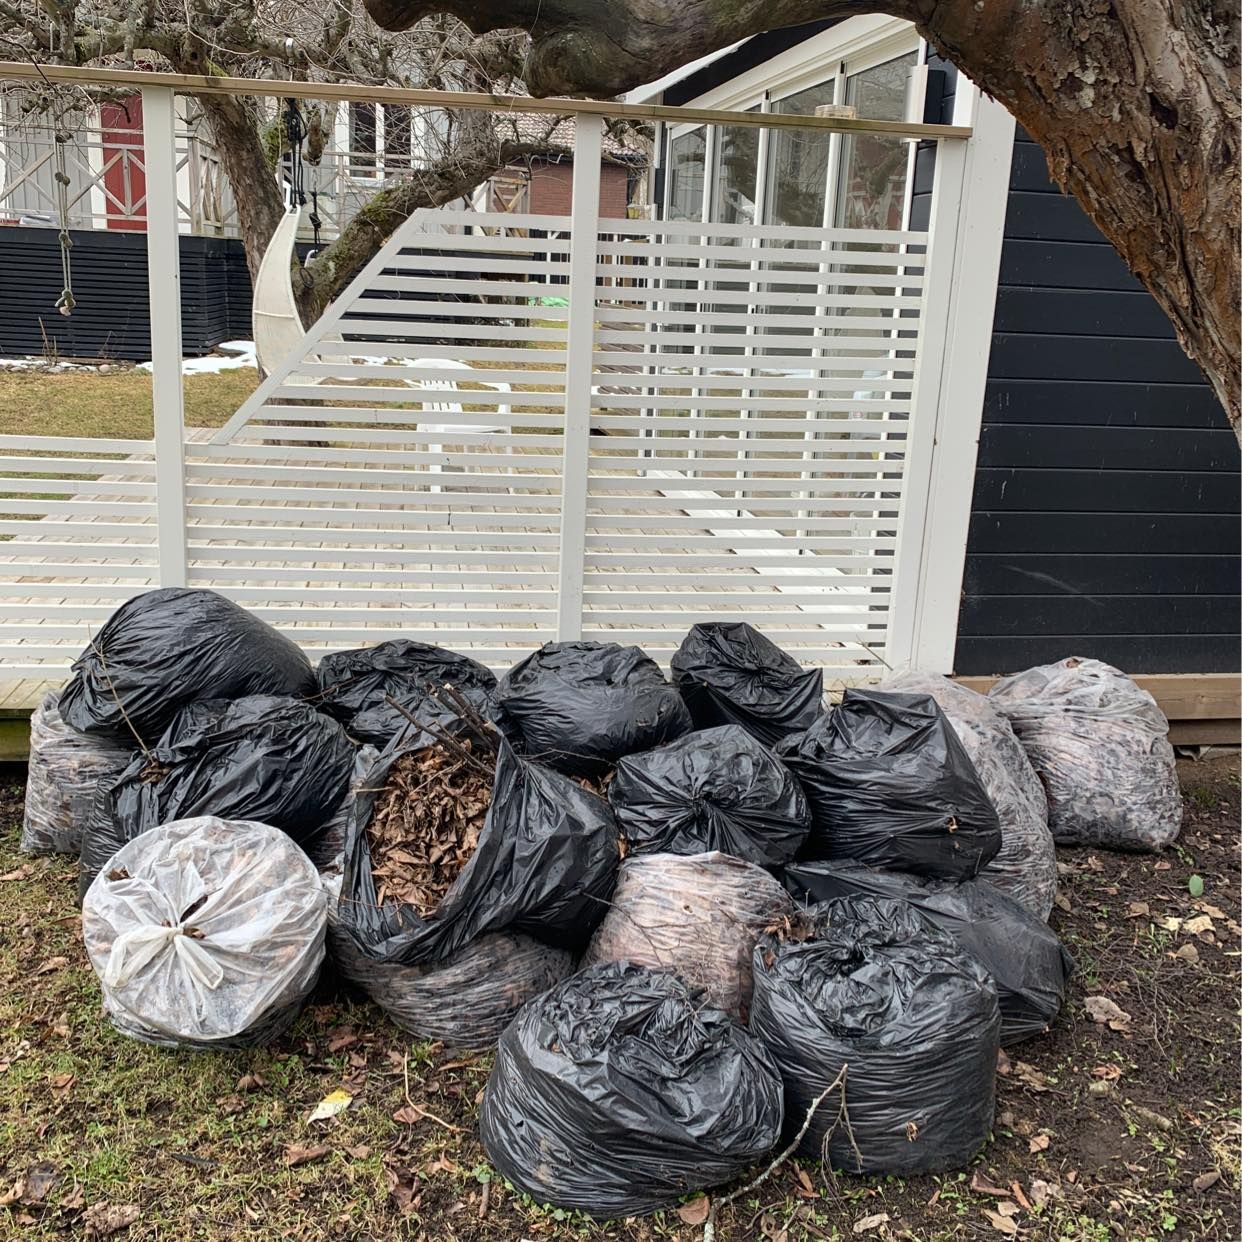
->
xmin=193 ymin=94 xmax=285 ymax=288
xmin=365 ymin=0 xmax=1240 ymax=435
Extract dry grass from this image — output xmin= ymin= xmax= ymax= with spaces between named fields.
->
xmin=0 ymin=367 xmax=260 ymax=439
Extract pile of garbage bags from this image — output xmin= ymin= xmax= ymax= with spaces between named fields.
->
xmin=21 ymin=589 xmax=1181 ymax=1221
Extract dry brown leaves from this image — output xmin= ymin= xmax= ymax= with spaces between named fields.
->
xmin=367 ymin=743 xmax=492 ymax=917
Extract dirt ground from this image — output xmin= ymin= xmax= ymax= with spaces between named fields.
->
xmin=0 ymin=754 xmax=1237 ymax=1242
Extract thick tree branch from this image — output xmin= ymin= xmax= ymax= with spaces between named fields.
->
xmin=362 ymin=0 xmax=1240 ymax=434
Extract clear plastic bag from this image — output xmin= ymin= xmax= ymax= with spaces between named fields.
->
xmin=328 ymin=924 xmax=571 ymax=1048
xmin=480 ymin=962 xmax=784 ymax=1218
xmin=989 ymin=658 xmax=1182 ymax=852
xmin=21 ymin=692 xmax=135 ymax=856
xmin=884 ymin=671 xmax=1056 ymax=919
xmin=82 ymin=816 xmax=327 ymax=1050
xmin=583 ymin=851 xmax=793 ymax=1021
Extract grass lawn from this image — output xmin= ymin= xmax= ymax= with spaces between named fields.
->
xmin=0 ymin=368 xmax=260 ymax=439
xmin=0 ymin=757 xmax=1238 ymax=1241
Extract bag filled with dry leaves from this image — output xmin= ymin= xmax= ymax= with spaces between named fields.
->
xmin=493 ymin=640 xmax=692 ymax=776
xmin=58 ymin=587 xmax=315 ymax=745
xmin=334 ymin=726 xmax=619 ymax=1039
xmin=479 ymin=961 xmax=784 ymax=1218
xmin=777 ymin=688 xmax=1002 ymax=881
xmin=582 ymin=851 xmax=794 ymax=1021
xmin=782 ymin=861 xmax=1073 ymax=1045
xmin=608 ymin=725 xmax=811 ymax=868
xmin=79 ymin=695 xmax=356 ymax=899
xmin=883 ymin=670 xmax=1057 ymax=920
xmin=328 ymin=926 xmax=571 ymax=1047
xmin=671 ymin=621 xmax=823 ymax=746
xmin=82 ymin=816 xmax=327 ymax=1049
xmin=21 ymin=691 xmax=136 ymax=856
xmin=315 ymin=639 xmax=497 ymax=747
xmin=988 ymin=657 xmax=1182 ymax=852
xmin=749 ymin=896 xmax=1000 ymax=1174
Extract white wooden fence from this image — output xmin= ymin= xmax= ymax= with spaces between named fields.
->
xmin=0 ymin=68 xmax=1016 ymax=679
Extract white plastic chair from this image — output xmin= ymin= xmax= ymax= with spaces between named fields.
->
xmin=402 ymin=357 xmax=512 ymax=492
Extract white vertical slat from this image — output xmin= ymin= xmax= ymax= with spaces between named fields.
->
xmin=883 ymin=132 xmax=967 ymax=671
xmin=554 ymin=114 xmax=603 ymax=641
xmin=142 ymin=86 xmax=187 ymax=586
xmin=908 ymin=87 xmax=1016 ymax=670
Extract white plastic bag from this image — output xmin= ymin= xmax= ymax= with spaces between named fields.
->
xmin=885 ymin=671 xmax=1057 ymax=920
xmin=22 ymin=691 xmax=135 ymax=856
xmin=583 ymin=851 xmax=793 ymax=1021
xmin=989 ymin=658 xmax=1182 ymax=852
xmin=82 ymin=816 xmax=327 ymax=1048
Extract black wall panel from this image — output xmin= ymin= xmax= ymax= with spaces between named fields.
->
xmin=956 ymin=133 xmax=1240 ymax=675
xmin=0 ymin=227 xmax=254 ymax=361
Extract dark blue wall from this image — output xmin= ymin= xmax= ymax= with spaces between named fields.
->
xmin=0 ymin=227 xmax=254 ymax=360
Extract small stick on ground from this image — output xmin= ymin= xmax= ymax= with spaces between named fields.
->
xmin=401 ymin=1052 xmax=466 ymax=1134
xmin=703 ymin=1067 xmax=852 ymax=1242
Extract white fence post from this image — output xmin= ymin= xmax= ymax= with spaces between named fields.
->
xmin=908 ymin=88 xmax=1015 ymax=670
xmin=142 ymin=85 xmax=188 ymax=587
xmin=555 ymin=114 xmax=603 ymax=641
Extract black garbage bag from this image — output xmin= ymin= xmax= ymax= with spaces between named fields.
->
xmin=479 ymin=961 xmax=784 ymax=1217
xmin=884 ymin=671 xmax=1057 ymax=920
xmin=335 ymin=737 xmax=619 ymax=1034
xmin=79 ymin=694 xmax=356 ymax=898
xmin=749 ymin=896 xmax=1000 ymax=1174
xmin=493 ymin=640 xmax=692 ymax=776
xmin=671 ymin=622 xmax=823 ymax=746
xmin=777 ymin=689 xmax=1001 ymax=881
xmin=608 ymin=725 xmax=811 ymax=867
xmin=315 ymin=640 xmax=497 ymax=747
xmin=58 ymin=588 xmax=315 ymax=744
xmin=328 ymin=925 xmax=572 ymax=1048
xmin=783 ymin=861 xmax=1074 ymax=1045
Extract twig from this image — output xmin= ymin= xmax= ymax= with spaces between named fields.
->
xmin=429 ymin=683 xmax=497 ymax=751
xmin=382 ymin=695 xmax=495 ymax=778
xmin=702 ymin=1068 xmax=851 ymax=1242
xmin=87 ymin=631 xmax=154 ymax=762
xmin=401 ymin=1051 xmax=466 ymax=1133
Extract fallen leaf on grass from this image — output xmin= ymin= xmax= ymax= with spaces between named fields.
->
xmin=1087 ymin=1079 xmax=1114 ymax=1097
xmin=1027 ymin=1180 xmax=1057 ymax=1209
xmin=32 ymin=957 xmax=68 ymax=976
xmin=82 ymin=1203 xmax=140 ymax=1238
xmin=1091 ymin=1064 xmax=1122 ymax=1080
xmin=1187 ymin=873 xmax=1204 ymax=897
xmin=1195 ymin=902 xmax=1227 ymax=920
xmin=677 ymin=1197 xmax=710 ymax=1226
xmin=284 ymin=1144 xmax=330 ymax=1168
xmin=1172 ymin=942 xmax=1200 ymax=965
xmin=1053 ymin=892 xmax=1073 ymax=913
xmin=1126 ymin=901 xmax=1150 ymax=918
xmin=996 ymin=1048 xmax=1012 ymax=1075
xmin=386 ymin=1167 xmax=418 ymax=1214
xmin=795 ymin=1166 xmax=816 ymax=1198
xmin=345 ymin=1145 xmax=372 ymax=1160
xmin=1183 ymin=914 xmax=1215 ymax=940
xmin=982 ymin=1208 xmax=1019 ymax=1235
xmin=236 ymin=1073 xmax=265 ymax=1092
xmin=20 ymin=1162 xmax=57 ymax=1205
xmin=48 ymin=1072 xmax=74 ymax=1095
xmin=970 ymin=1171 xmax=1011 ymax=1197
xmin=1084 ymin=995 xmax=1133 ymax=1031
xmin=1192 ymin=1170 xmax=1221 ymax=1192
xmin=1011 ymin=1061 xmax=1050 ymax=1091
xmin=1029 ymin=1133 xmax=1051 ymax=1154
xmin=307 ymin=1089 xmax=352 ymax=1123
xmin=852 ymin=1212 xmax=889 ymax=1234
xmin=327 ymin=1032 xmax=358 ymax=1053
xmin=0 ymin=1181 xmax=22 ymax=1206
xmin=0 ymin=865 xmax=34 ymax=882
xmin=1011 ymin=1183 xmax=1032 ymax=1211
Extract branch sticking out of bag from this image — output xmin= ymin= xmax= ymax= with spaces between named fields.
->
xmin=382 ymin=695 xmax=497 ymax=779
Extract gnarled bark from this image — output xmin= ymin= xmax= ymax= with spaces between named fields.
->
xmin=364 ymin=0 xmax=1240 ymax=435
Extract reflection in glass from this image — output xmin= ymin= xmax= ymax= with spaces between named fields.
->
xmin=763 ymin=80 xmax=835 ymax=229
xmin=667 ymin=128 xmax=706 ymax=220
xmin=711 ymin=122 xmax=759 ymax=225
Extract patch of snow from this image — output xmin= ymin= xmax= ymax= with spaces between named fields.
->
xmin=137 ymin=340 xmax=257 ymax=375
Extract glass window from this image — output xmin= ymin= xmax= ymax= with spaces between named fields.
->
xmin=383 ymin=106 xmax=412 ymax=172
xmin=350 ymin=103 xmax=376 ymax=175
xmin=764 ymin=79 xmax=835 ymax=229
xmin=711 ymin=117 xmax=760 ymax=225
xmin=666 ymin=128 xmax=706 ymax=220
xmin=836 ymin=52 xmax=917 ymax=231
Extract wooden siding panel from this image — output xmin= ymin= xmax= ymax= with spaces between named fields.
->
xmin=956 ymin=634 xmax=1238 ymax=675
xmin=964 ymin=555 xmax=1240 ymax=597
xmin=978 ymin=426 xmax=1239 ymax=473
xmin=982 ymin=379 xmax=1230 ymax=429
xmin=968 ymin=511 xmax=1239 ymax=555
xmin=993 ymin=288 xmax=1180 ymax=340
xmin=959 ymin=594 xmax=1241 ymax=636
